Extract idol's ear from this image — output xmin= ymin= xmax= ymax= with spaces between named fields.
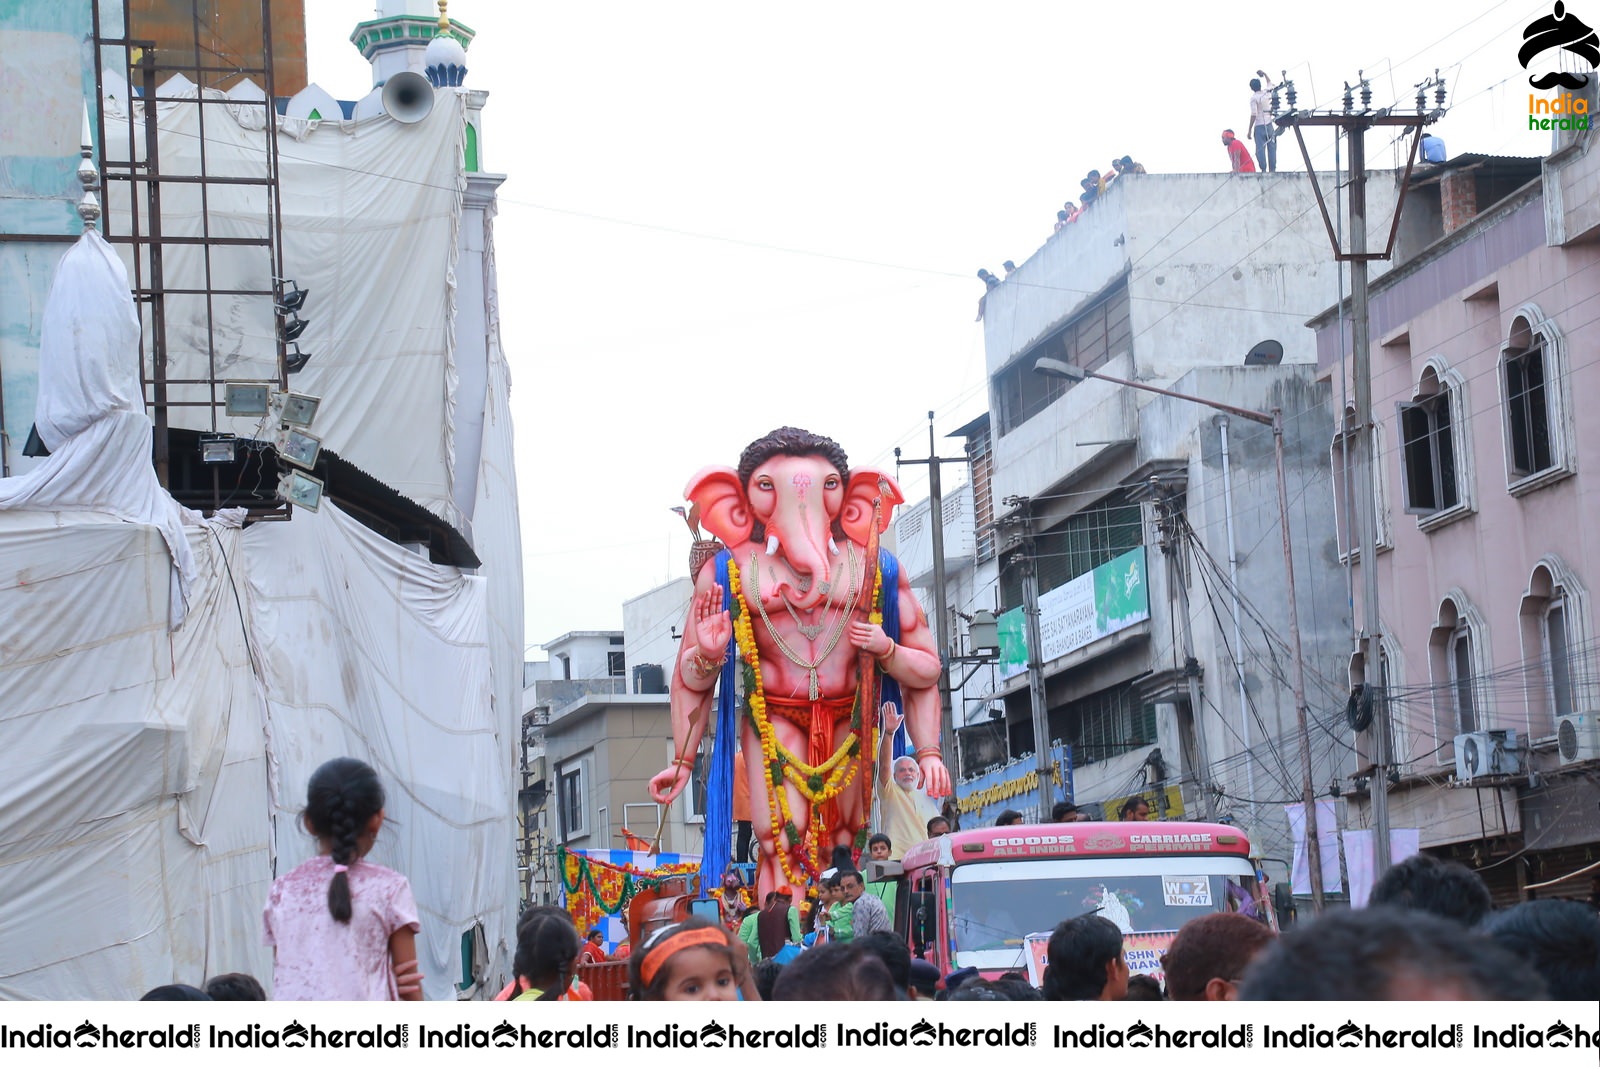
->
xmin=684 ymin=467 xmax=752 ymax=546
xmin=839 ymin=468 xmax=903 ymax=546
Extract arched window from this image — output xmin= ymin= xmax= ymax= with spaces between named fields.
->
xmin=1500 ymin=305 xmax=1576 ymax=493
xmin=1429 ymin=591 xmax=1489 ymax=763
xmin=1399 ymin=357 xmax=1474 ymax=529
xmin=1329 ymin=403 xmax=1392 ymax=561
xmin=1518 ymin=557 xmax=1591 ymax=737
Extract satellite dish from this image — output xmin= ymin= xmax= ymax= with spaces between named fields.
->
xmin=1244 ymin=339 xmax=1284 ymax=366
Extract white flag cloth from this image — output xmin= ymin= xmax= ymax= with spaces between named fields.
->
xmin=1286 ymin=800 xmax=1343 ymax=895
xmin=1343 ymin=827 xmax=1423 ymax=906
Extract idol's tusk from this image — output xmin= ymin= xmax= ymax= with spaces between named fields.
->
xmin=828 ymin=537 xmax=840 ymax=556
xmin=766 ymin=534 xmax=780 ymax=556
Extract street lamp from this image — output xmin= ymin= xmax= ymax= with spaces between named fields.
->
xmin=1033 ymin=354 xmax=1326 ymax=911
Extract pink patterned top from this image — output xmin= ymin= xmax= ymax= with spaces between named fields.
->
xmin=262 ymin=855 xmax=420 ymax=1000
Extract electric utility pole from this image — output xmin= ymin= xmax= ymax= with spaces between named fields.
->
xmin=896 ymin=411 xmax=969 ymax=764
xmin=998 ymin=497 xmax=1057 ymax=820
xmin=1151 ymin=478 xmax=1218 ymax=821
xmin=1278 ymin=71 xmax=1447 ymax=879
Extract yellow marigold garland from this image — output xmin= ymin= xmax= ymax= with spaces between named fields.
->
xmin=729 ymin=555 xmax=882 ymax=885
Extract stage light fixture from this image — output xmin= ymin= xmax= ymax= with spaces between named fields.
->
xmin=279 ymin=469 xmax=324 ymax=511
xmin=275 ymin=280 xmax=309 ymax=314
xmin=224 ymin=381 xmax=272 ymax=417
xmin=279 ymin=427 xmax=322 ymax=470
xmin=199 ymin=433 xmax=237 ymax=464
xmin=277 ymin=391 xmax=321 ymax=428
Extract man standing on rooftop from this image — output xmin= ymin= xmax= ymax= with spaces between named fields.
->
xmin=1248 ymin=70 xmax=1277 ymax=172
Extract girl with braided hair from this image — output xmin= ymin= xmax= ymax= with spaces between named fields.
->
xmin=262 ymin=758 xmax=422 ymax=999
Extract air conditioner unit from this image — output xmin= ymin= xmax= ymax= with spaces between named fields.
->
xmin=1556 ymin=712 xmax=1600 ymax=766
xmin=1454 ymin=729 xmax=1519 ymax=781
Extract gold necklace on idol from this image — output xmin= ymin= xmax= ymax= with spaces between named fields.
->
xmin=749 ymin=542 xmax=859 ymax=701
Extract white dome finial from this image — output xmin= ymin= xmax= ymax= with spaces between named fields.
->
xmin=423 ymin=0 xmax=468 ymax=88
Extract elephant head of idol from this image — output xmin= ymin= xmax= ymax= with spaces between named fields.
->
xmin=684 ymin=427 xmax=902 ymax=610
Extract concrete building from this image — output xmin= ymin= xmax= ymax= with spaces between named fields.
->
xmin=521 ymin=613 xmax=708 ymax=903
xmin=946 ymin=168 xmax=1408 ymax=870
xmin=1310 ymin=132 xmax=1600 ymax=901
xmin=623 ymin=578 xmax=692 ymax=696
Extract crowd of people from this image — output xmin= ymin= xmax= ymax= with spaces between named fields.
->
xmin=135 ymin=758 xmax=1599 ymax=1003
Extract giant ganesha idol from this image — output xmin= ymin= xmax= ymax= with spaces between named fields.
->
xmin=649 ymin=427 xmax=949 ymax=897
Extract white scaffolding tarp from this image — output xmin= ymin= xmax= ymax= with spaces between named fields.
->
xmin=103 ymin=86 xmax=469 ymax=527
xmin=0 ymin=503 xmax=512 ymax=1000
xmin=0 ymin=222 xmax=517 ymax=1000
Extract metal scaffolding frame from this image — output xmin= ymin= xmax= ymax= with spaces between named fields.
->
xmin=90 ymin=0 xmax=289 ymax=509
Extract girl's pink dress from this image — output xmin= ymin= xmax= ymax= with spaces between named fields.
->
xmin=262 ymin=855 xmax=420 ymax=1000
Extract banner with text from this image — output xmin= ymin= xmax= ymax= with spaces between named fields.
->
xmin=998 ymin=547 xmax=1149 ymax=680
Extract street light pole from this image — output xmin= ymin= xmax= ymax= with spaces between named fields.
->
xmin=1034 ymin=357 xmax=1325 ymax=911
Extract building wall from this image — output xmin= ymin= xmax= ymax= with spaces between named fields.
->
xmin=984 ymin=170 xmax=1400 ymax=510
xmin=623 ymin=578 xmax=691 ymax=693
xmin=1323 ymin=141 xmax=1600 ymax=857
xmin=0 ymin=1 xmax=101 ymax=477
xmin=540 ymin=631 xmax=624 ymax=682
xmin=541 ymin=695 xmax=699 ymax=875
xmin=973 ymin=170 xmax=1386 ymax=872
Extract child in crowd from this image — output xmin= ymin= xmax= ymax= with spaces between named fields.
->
xmin=262 ymin=757 xmax=422 ymax=1000
xmin=509 ymin=906 xmax=584 ymax=1001
xmin=628 ymin=916 xmax=755 ymax=1001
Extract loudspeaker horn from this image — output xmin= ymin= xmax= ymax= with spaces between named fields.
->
xmin=381 ymin=71 xmax=435 ymax=125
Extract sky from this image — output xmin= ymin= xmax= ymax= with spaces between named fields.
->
xmin=303 ymin=0 xmax=1557 ymax=659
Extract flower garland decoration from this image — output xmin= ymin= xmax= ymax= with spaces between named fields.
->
xmin=557 ymin=847 xmax=701 ymax=932
xmin=729 ymin=554 xmax=883 ymax=885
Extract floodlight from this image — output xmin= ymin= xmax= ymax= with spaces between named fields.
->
xmin=278 ymin=391 xmax=321 ymax=428
xmin=280 ymin=427 xmax=322 ymax=470
xmin=279 ymin=313 xmax=309 ymax=343
xmin=284 ymin=342 xmax=312 ymax=374
xmin=279 ymin=469 xmax=324 ymax=511
xmin=224 ymin=381 xmax=272 ymax=417
xmin=275 ymin=280 xmax=309 ymax=314
xmin=199 ymin=433 xmax=237 ymax=464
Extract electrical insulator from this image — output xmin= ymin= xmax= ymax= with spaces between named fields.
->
xmin=1360 ymin=74 xmax=1372 ymax=110
xmin=1343 ymin=82 xmax=1354 ymax=112
xmin=1436 ymin=77 xmax=1447 ymax=109
xmin=1271 ymin=86 xmax=1281 ymax=116
xmin=1285 ymin=80 xmax=1297 ymax=110
xmin=1416 ymin=88 xmax=1426 ymax=112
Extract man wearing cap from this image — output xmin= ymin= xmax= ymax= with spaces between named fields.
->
xmin=908 ymin=959 xmax=940 ymax=1000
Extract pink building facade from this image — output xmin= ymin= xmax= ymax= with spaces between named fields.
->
xmin=1312 ymin=137 xmax=1600 ymax=902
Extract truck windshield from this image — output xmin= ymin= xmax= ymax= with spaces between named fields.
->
xmin=949 ymin=856 xmax=1258 ymax=974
